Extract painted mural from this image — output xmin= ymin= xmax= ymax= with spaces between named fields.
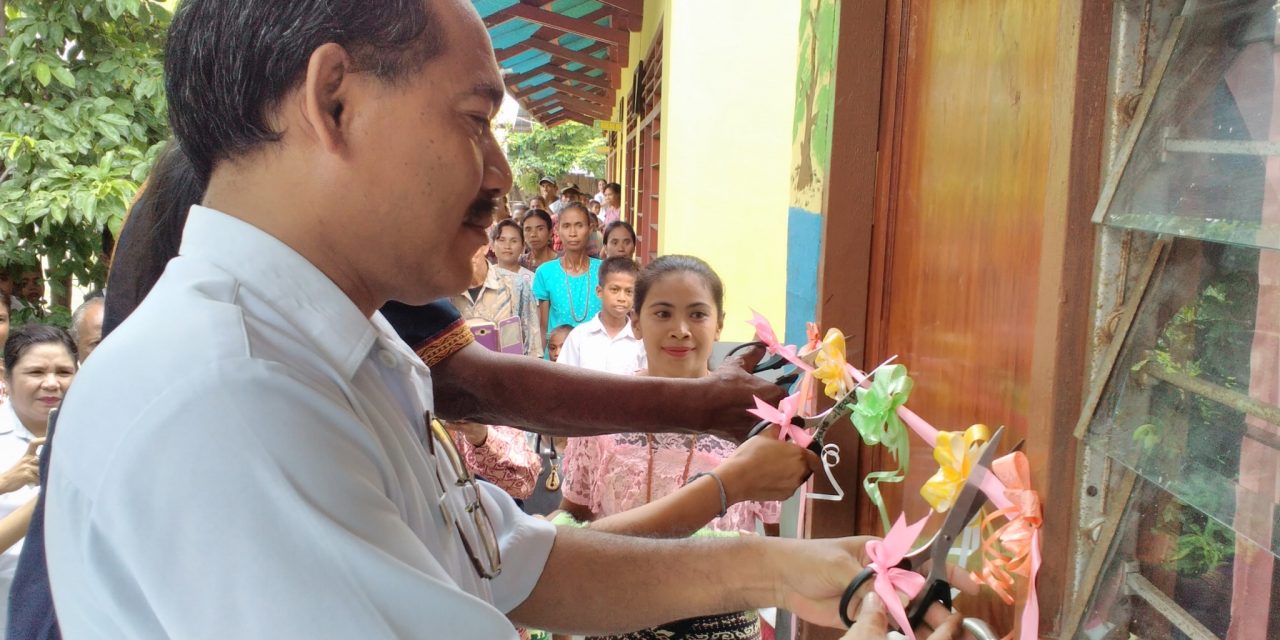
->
xmin=785 ymin=0 xmax=840 ymax=345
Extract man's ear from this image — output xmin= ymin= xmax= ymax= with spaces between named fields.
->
xmin=299 ymin=43 xmax=355 ymax=155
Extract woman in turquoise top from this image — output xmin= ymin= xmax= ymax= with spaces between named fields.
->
xmin=533 ymin=203 xmax=602 ymax=344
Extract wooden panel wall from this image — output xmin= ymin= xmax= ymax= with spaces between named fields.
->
xmin=856 ymin=0 xmax=1109 ymax=634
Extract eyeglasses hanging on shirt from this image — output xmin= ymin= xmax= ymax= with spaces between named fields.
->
xmin=424 ymin=413 xmax=502 ymax=579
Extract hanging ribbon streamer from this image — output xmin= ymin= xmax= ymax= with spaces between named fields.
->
xmin=807 ymin=443 xmax=845 ymax=501
xmin=865 ymin=514 xmax=930 ymax=640
xmin=972 ymin=451 xmax=1041 ymax=640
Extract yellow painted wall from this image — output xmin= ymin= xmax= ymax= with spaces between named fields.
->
xmin=612 ymin=0 xmax=668 ymax=209
xmin=658 ymin=0 xmax=801 ymax=341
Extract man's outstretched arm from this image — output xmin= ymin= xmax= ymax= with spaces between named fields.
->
xmin=507 ymin=527 xmax=868 ymax=635
xmin=432 ymin=341 xmax=784 ymax=442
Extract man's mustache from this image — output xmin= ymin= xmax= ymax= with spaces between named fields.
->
xmin=466 ymin=194 xmax=500 ymax=222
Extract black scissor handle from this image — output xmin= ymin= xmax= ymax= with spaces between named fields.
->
xmin=907 ymin=577 xmax=953 ymax=630
xmin=725 ymin=341 xmax=799 ymax=388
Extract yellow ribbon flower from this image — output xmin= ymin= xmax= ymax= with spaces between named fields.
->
xmin=812 ymin=328 xmax=855 ymax=400
xmin=920 ymin=424 xmax=991 ymax=512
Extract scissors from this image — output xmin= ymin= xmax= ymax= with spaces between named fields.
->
xmin=724 ymin=340 xmax=803 ymax=388
xmin=837 ymin=425 xmax=1011 ymax=631
xmin=743 ymin=382 xmax=860 ymax=454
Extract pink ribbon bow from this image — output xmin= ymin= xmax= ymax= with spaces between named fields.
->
xmin=748 ymin=310 xmax=813 ymax=372
xmin=972 ymin=452 xmax=1041 ymax=640
xmin=748 ymin=394 xmax=813 ymax=449
xmin=864 ymin=514 xmax=930 ymax=640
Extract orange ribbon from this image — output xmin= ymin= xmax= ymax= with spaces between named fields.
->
xmin=972 ymin=451 xmax=1041 ymax=640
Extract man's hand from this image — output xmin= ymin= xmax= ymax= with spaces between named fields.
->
xmin=703 ymin=344 xmax=787 ymax=442
xmin=842 ymin=592 xmax=966 ymax=640
xmin=771 ymin=536 xmax=978 ymax=633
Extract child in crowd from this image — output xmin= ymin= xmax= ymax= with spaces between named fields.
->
xmin=601 ymin=220 xmax=637 ymax=260
xmin=556 ymin=257 xmax=645 ymax=375
xmin=520 ymin=209 xmax=558 ymax=272
xmin=545 ymin=324 xmax=573 ymax=363
xmin=559 ymin=255 xmax=816 ymax=640
xmin=533 ymin=203 xmax=602 ymax=339
xmin=491 ymin=220 xmax=534 ymax=287
xmin=586 ymin=211 xmax=604 ymax=257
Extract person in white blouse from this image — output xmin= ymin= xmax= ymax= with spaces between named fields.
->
xmin=43 ymin=2 xmax=960 ymax=639
xmin=0 ymin=325 xmax=75 ymax=630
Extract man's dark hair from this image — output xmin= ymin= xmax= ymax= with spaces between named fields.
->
xmin=165 ymin=0 xmax=446 ymax=179
xmin=598 ymin=257 xmax=638 ymax=285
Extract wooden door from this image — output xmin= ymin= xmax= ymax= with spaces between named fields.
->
xmin=852 ymin=0 xmax=1105 ymax=634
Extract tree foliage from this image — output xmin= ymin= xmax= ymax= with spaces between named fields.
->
xmin=0 ymin=0 xmax=171 ymax=298
xmin=503 ymin=122 xmax=606 ymax=195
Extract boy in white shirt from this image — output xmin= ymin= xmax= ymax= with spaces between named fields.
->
xmin=556 ymin=257 xmax=646 ymax=374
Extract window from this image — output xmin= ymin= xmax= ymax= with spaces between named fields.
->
xmin=1075 ymin=2 xmax=1280 ymax=637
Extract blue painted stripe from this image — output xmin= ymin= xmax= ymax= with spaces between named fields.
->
xmin=785 ymin=207 xmax=822 ymax=346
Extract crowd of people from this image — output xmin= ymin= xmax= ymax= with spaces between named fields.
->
xmin=0 ymin=1 xmax=974 ymax=639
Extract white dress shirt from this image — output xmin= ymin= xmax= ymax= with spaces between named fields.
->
xmin=46 ymin=206 xmax=555 ymax=639
xmin=0 ymin=402 xmax=39 ymax=631
xmin=556 ymin=313 xmax=647 ymax=375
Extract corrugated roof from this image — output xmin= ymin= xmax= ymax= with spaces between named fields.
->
xmin=474 ymin=0 xmax=641 ymax=126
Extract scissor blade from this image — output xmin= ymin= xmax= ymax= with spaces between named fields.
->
xmin=810 ymin=386 xmax=861 ymax=443
xmin=923 ymin=426 xmax=1006 ymax=569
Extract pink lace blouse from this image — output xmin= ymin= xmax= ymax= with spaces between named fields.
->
xmin=456 ymin=425 xmax=542 ymax=500
xmin=561 ymin=432 xmax=780 ymax=533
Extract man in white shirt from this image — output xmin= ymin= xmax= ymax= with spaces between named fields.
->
xmin=44 ymin=2 xmax=918 ymax=638
xmin=558 ymin=257 xmax=646 ymax=374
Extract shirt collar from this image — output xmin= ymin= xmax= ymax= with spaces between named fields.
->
xmin=482 ymin=264 xmax=507 ymax=291
xmin=583 ymin=313 xmax=637 ymax=340
xmin=179 ymin=206 xmax=380 ymax=379
xmin=0 ymin=402 xmax=35 ymax=441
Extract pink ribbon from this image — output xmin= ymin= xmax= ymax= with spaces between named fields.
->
xmin=972 ymin=452 xmax=1041 ymax=640
xmin=864 ymin=514 xmax=930 ymax=640
xmin=748 ymin=310 xmax=814 ymax=372
xmin=748 ymin=394 xmax=813 ymax=449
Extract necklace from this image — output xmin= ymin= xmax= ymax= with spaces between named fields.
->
xmin=562 ymin=255 xmax=592 ymax=323
xmin=645 ymin=434 xmax=699 ymax=504
xmin=537 ymin=434 xmax=561 ymax=491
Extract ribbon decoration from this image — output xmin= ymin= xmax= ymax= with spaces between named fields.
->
xmin=864 ymin=514 xmax=930 ymax=640
xmin=747 ymin=394 xmax=814 ymax=449
xmin=920 ymin=424 xmax=991 ymax=512
xmin=812 ymin=328 xmax=856 ymax=400
xmin=807 ymin=443 xmax=846 ymax=502
xmin=848 ymin=364 xmax=914 ymax=531
xmin=748 ymin=309 xmax=813 ymax=372
xmin=972 ymin=451 xmax=1042 ymax=640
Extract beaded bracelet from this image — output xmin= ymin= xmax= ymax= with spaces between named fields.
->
xmin=685 ymin=471 xmax=728 ymax=518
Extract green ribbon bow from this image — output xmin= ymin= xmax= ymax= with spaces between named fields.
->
xmin=847 ymin=364 xmax=914 ymax=532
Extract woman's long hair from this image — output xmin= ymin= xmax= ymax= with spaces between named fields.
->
xmin=103 ymin=143 xmax=206 ymax=336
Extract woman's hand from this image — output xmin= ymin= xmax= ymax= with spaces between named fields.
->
xmin=444 ymin=421 xmax=489 ymax=447
xmin=0 ymin=438 xmax=43 ymax=494
xmin=717 ymin=424 xmax=820 ymax=504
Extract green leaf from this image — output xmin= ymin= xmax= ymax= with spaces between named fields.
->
xmin=33 ymin=63 xmax=52 ymax=88
xmin=52 ymin=66 xmax=76 ymax=89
